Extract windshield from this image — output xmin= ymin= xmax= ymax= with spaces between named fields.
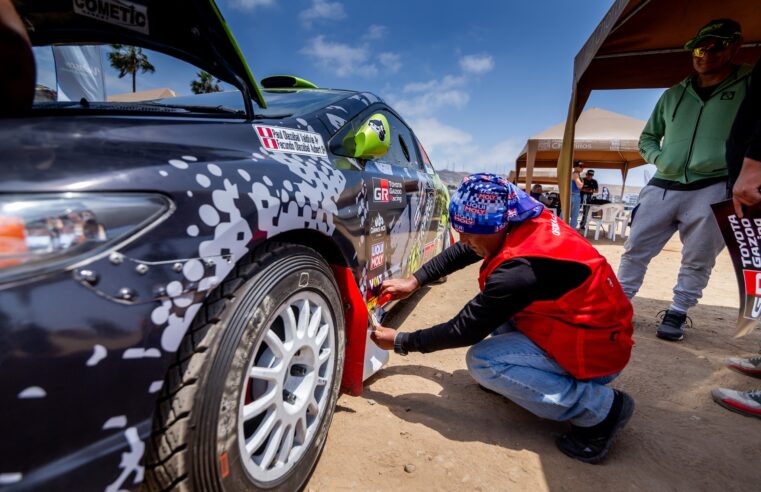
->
xmin=32 ymin=44 xmax=240 ymax=114
xmin=162 ymin=89 xmax=351 ymax=118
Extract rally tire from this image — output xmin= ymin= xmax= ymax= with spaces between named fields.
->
xmin=143 ymin=243 xmax=345 ymax=491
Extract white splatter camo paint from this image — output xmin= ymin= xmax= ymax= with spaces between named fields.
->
xmin=168 ymin=159 xmax=188 ymax=170
xmin=148 ymin=381 xmax=163 ymax=393
xmin=105 ymin=427 xmax=144 ymax=492
xmin=86 ymin=344 xmax=107 ymax=367
xmin=122 ymin=348 xmax=161 ymax=359
xmin=326 ymin=113 xmax=346 ymax=130
xmin=18 ymin=386 xmax=46 ymax=399
xmin=0 ymin=473 xmax=22 ymax=485
xmin=102 ymin=416 xmax=127 ymax=430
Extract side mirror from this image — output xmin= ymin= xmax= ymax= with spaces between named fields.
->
xmin=350 ymin=113 xmax=390 ymax=159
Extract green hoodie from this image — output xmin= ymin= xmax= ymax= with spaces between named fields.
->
xmin=639 ymin=64 xmax=752 ymax=183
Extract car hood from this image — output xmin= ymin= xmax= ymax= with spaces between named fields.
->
xmin=14 ymin=0 xmax=265 ymax=108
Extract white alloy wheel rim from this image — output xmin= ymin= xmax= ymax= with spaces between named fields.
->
xmin=237 ymin=291 xmax=336 ymax=484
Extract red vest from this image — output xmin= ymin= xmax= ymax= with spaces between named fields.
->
xmin=478 ymin=210 xmax=634 ymax=379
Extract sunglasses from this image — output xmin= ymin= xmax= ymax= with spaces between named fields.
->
xmin=692 ymin=39 xmax=732 ymax=58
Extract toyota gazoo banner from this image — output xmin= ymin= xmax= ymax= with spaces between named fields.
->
xmin=711 ymin=199 xmax=761 ymax=337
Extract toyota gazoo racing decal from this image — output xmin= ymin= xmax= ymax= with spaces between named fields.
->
xmin=371 ymin=177 xmax=405 ymax=206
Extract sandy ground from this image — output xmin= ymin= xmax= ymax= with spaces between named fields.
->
xmin=308 ymin=234 xmax=761 ymax=491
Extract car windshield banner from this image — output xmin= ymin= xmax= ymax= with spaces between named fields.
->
xmin=53 ymin=45 xmax=106 ymax=102
xmin=711 ymin=199 xmax=761 ymax=337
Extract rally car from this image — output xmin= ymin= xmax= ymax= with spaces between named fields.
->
xmin=0 ymin=1 xmax=450 ymax=490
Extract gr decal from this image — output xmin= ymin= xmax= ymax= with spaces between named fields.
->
xmin=368 ymin=119 xmax=386 ymax=141
xmin=253 ymin=125 xmax=328 ymax=157
xmin=742 ymin=269 xmax=761 ymax=297
xmin=73 ymin=0 xmax=149 ymax=35
xmin=370 ymin=242 xmax=385 ymax=270
xmin=372 ymin=177 xmax=404 ymax=205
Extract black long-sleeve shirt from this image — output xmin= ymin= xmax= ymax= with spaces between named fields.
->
xmin=727 ymin=62 xmax=761 ymax=187
xmin=397 ymin=242 xmax=591 ymax=353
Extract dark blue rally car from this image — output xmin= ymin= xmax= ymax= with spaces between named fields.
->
xmin=0 ymin=1 xmax=450 ymax=490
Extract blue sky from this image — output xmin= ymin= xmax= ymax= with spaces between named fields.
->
xmin=36 ymin=0 xmax=664 ymax=186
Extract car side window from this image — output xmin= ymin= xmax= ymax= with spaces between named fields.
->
xmin=380 ymin=111 xmax=421 ymax=171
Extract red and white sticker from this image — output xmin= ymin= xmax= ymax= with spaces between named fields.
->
xmin=743 ymin=269 xmax=761 ymax=297
xmin=370 ymin=242 xmax=385 ymax=270
xmin=253 ymin=125 xmax=327 ymax=157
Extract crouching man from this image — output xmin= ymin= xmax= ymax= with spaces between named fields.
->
xmin=371 ymin=173 xmax=635 ymax=464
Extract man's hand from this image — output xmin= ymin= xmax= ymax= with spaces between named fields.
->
xmin=380 ymin=276 xmax=420 ymax=302
xmin=732 ymin=157 xmax=761 ymax=217
xmin=370 ymin=325 xmax=396 ymax=350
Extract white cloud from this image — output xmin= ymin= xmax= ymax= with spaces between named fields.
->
xmin=389 ymin=87 xmax=470 ymax=118
xmin=379 ymin=52 xmax=401 ymax=73
xmin=363 ymin=25 xmax=387 ymax=40
xmin=299 ymin=0 xmax=346 ymax=27
xmin=410 ymin=117 xmax=522 ymax=175
xmin=300 ymin=36 xmax=377 ymax=77
xmin=459 ymin=54 xmax=494 ymax=74
xmin=228 ymin=0 xmax=276 ymax=11
xmin=403 ymin=74 xmax=465 ymax=94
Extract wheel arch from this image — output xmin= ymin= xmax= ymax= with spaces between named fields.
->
xmin=255 ymin=230 xmax=367 ymax=396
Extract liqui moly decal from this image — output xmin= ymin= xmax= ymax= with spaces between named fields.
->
xmin=253 ymin=125 xmax=328 ymax=157
xmin=370 ymin=242 xmax=385 ymax=270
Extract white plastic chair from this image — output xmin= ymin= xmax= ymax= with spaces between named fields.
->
xmin=583 ymin=204 xmax=626 ymax=240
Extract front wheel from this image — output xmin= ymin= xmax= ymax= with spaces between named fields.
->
xmin=145 ymin=243 xmax=345 ymax=491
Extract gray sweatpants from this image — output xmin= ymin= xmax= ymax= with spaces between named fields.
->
xmin=617 ymin=181 xmax=727 ymax=312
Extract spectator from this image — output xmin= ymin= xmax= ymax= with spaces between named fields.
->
xmin=617 ymin=19 xmax=750 ymax=342
xmin=373 ymin=174 xmax=635 ymax=464
xmin=711 ymin=61 xmax=761 ymax=419
xmin=530 ymin=183 xmax=552 ymax=206
xmin=569 ymin=162 xmax=584 ymax=228
xmin=580 ymin=169 xmax=599 ymax=228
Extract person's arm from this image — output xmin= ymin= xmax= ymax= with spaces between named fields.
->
xmin=731 ymin=65 xmax=761 ymax=217
xmin=397 ymin=259 xmax=538 ymax=352
xmin=412 ymin=242 xmax=481 ymax=286
xmin=639 ymin=95 xmax=667 ymax=164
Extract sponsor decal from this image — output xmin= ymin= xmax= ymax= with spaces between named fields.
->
xmin=463 ymin=203 xmax=488 ymax=215
xmin=421 ymin=240 xmax=438 ymax=263
xmin=253 ymin=125 xmax=327 ymax=157
xmin=720 ymin=91 xmax=735 ymax=100
xmin=370 ymin=242 xmax=385 ymax=270
xmin=550 ymin=213 xmax=561 ymax=236
xmin=477 ymin=192 xmax=499 ymax=201
xmin=73 ymin=0 xmax=149 ymax=35
xmin=711 ymin=200 xmax=761 ymax=336
xmin=743 ymin=269 xmax=761 ymax=297
xmin=372 ymin=177 xmax=404 ymax=204
xmin=368 ymin=272 xmax=384 ymax=290
xmin=369 ymin=213 xmax=385 ymax=234
xmin=368 ymin=119 xmax=386 ymax=141
xmin=453 ymin=214 xmax=475 ymax=225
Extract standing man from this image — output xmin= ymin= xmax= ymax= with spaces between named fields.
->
xmin=617 ymin=19 xmax=751 ymax=341
xmin=712 ymin=61 xmax=761 ymax=419
xmin=372 ymin=174 xmax=635 ymax=464
xmin=579 ymin=169 xmax=599 ymax=229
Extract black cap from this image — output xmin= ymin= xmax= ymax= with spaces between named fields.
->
xmin=685 ymin=19 xmax=742 ymax=50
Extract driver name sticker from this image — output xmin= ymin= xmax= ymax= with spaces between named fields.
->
xmin=254 ymin=125 xmax=328 ymax=157
xmin=73 ymin=0 xmax=149 ymax=35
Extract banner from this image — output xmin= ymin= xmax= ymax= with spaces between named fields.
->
xmin=53 ymin=45 xmax=106 ymax=102
xmin=711 ymin=199 xmax=761 ymax=337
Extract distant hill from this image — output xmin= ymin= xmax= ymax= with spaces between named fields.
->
xmin=437 ymin=170 xmax=470 ymax=187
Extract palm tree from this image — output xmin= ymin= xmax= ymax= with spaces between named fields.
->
xmin=190 ymin=71 xmax=222 ymax=94
xmin=108 ymin=44 xmax=155 ymax=93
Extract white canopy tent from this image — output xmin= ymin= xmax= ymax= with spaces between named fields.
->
xmin=515 ymin=107 xmax=647 ymax=194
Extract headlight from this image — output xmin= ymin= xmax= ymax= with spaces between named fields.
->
xmin=0 ymin=193 xmax=172 ymax=284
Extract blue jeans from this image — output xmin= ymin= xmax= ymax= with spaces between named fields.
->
xmin=569 ymin=192 xmax=581 ymax=229
xmin=466 ymin=330 xmax=617 ymax=427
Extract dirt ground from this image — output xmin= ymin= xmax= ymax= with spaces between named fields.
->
xmin=308 ymin=234 xmax=761 ymax=491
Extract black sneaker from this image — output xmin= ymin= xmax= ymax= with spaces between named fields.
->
xmin=556 ymin=391 xmax=635 ymax=464
xmin=656 ymin=309 xmax=690 ymax=341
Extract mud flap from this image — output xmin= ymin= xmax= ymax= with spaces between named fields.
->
xmin=330 ymin=265 xmax=368 ymax=396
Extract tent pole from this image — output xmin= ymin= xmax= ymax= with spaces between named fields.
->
xmin=621 ymin=162 xmax=629 ymax=199
xmin=557 ymin=88 xmax=578 ymax=221
xmin=514 ymin=161 xmax=522 ymax=185
xmin=525 ymin=140 xmax=537 ymax=192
